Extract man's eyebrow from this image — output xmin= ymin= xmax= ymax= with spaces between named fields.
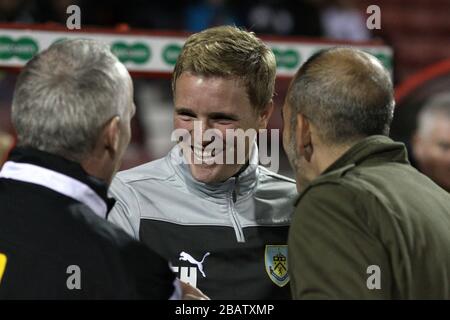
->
xmin=437 ymin=141 xmax=450 ymax=148
xmin=175 ymin=107 xmax=196 ymax=116
xmin=208 ymin=112 xmax=239 ymax=121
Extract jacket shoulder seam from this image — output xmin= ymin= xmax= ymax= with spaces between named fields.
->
xmin=308 ymin=176 xmax=396 ymax=217
xmin=258 ymin=166 xmax=296 ymax=184
xmin=116 ymin=159 xmax=176 ymax=184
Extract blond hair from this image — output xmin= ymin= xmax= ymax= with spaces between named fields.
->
xmin=172 ymin=26 xmax=276 ymax=111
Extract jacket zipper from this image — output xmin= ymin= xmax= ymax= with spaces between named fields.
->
xmin=229 ymin=177 xmax=245 ymax=243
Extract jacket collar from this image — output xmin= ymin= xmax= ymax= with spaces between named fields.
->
xmin=322 ymin=135 xmax=410 ymax=175
xmin=0 ymin=147 xmax=115 ymax=218
xmin=169 ymin=142 xmax=259 ymax=202
xmin=295 ymin=135 xmax=410 ymax=206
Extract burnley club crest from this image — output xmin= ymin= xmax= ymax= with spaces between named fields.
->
xmin=265 ymin=245 xmax=289 ymax=287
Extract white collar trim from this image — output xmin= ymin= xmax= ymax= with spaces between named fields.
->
xmin=0 ymin=161 xmax=107 ymax=219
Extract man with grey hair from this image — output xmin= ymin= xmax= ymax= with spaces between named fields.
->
xmin=283 ymin=47 xmax=450 ymax=299
xmin=0 ymin=39 xmax=184 ymax=299
xmin=412 ymin=92 xmax=450 ymax=192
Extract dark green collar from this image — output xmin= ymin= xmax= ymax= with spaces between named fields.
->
xmin=322 ymin=135 xmax=409 ymax=175
xmin=295 ymin=135 xmax=410 ymax=206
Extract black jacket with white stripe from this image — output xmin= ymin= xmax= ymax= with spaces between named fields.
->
xmin=0 ymin=147 xmax=177 ymax=299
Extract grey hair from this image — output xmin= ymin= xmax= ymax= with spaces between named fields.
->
xmin=287 ymin=47 xmax=395 ymax=145
xmin=417 ymin=92 xmax=450 ymax=136
xmin=12 ymin=39 xmax=130 ymax=162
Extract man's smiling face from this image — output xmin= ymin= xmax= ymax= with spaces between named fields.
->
xmin=173 ymin=73 xmax=264 ymax=184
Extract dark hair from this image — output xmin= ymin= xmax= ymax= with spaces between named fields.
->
xmin=287 ymin=47 xmax=395 ymax=144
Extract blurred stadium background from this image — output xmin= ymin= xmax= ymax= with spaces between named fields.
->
xmin=0 ymin=0 xmax=449 ymax=177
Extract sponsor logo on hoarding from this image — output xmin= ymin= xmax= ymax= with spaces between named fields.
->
xmin=162 ymin=43 xmax=183 ymax=66
xmin=272 ymin=48 xmax=300 ymax=70
xmin=111 ymin=41 xmax=151 ymax=64
xmin=0 ymin=36 xmax=39 ymax=61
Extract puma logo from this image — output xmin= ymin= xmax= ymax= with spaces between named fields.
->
xmin=179 ymin=251 xmax=210 ymax=278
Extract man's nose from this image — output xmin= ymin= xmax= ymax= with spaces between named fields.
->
xmin=192 ymin=119 xmax=213 ymax=147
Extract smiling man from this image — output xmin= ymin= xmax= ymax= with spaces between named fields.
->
xmin=108 ymin=26 xmax=297 ymax=299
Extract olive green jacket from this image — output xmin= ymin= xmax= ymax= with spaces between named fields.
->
xmin=289 ymin=135 xmax=450 ymax=299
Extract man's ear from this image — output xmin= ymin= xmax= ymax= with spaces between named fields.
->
xmin=258 ymin=100 xmax=274 ymax=129
xmin=295 ymin=113 xmax=312 ymax=160
xmin=102 ymin=116 xmax=121 ymax=157
xmin=411 ymin=131 xmax=423 ymax=160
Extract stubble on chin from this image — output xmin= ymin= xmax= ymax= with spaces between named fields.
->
xmin=287 ymin=137 xmax=311 ymax=193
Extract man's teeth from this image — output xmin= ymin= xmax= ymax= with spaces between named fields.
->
xmin=192 ymin=148 xmax=216 ymax=161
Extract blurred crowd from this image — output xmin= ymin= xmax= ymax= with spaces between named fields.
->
xmin=0 ymin=0 xmax=372 ymax=41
